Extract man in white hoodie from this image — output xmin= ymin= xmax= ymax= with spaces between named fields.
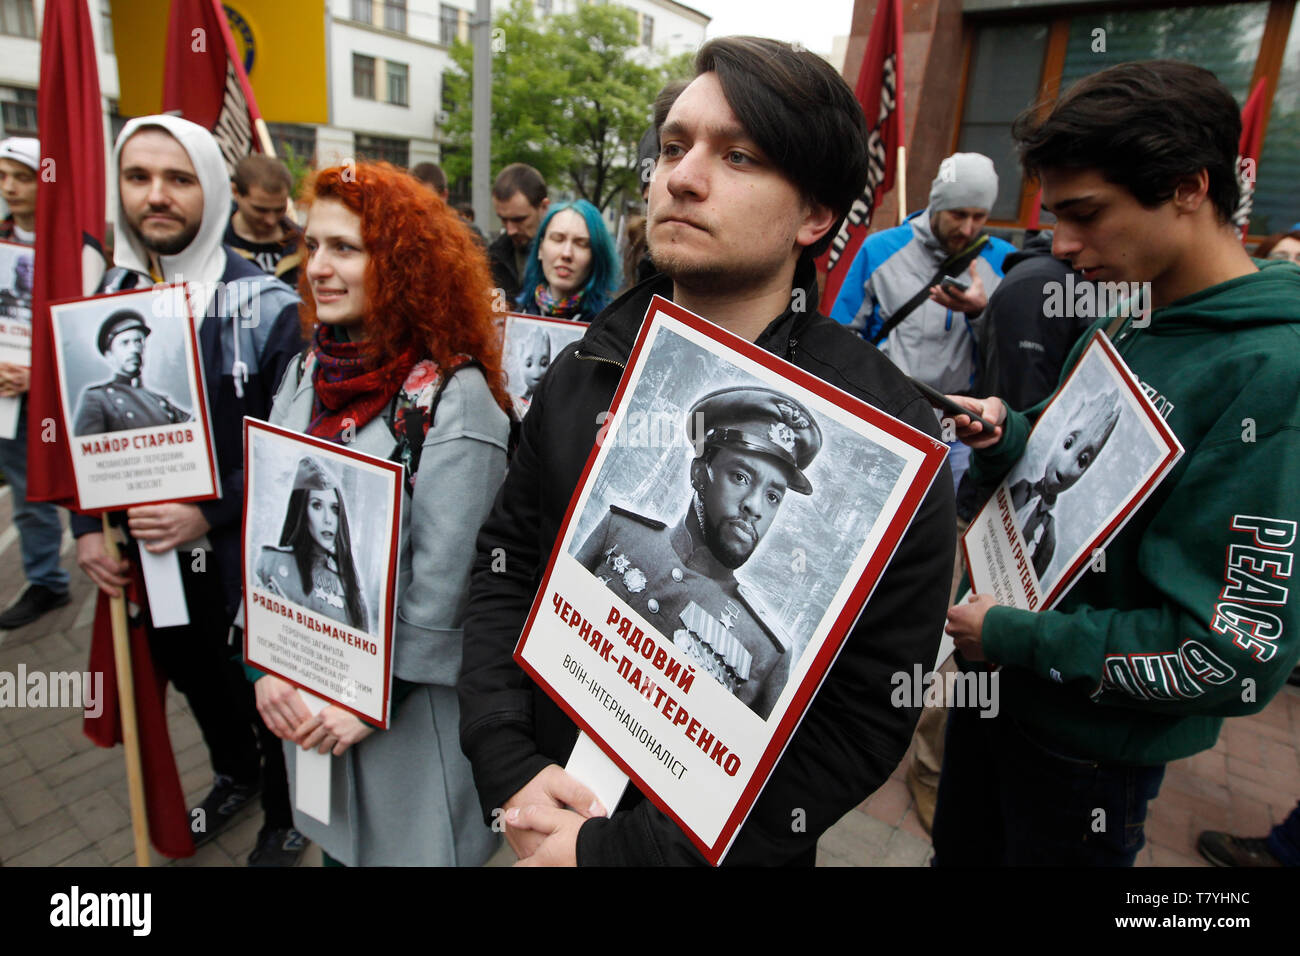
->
xmin=72 ymin=117 xmax=305 ymax=865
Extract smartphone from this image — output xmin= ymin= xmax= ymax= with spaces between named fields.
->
xmin=908 ymin=377 xmax=999 ymax=434
xmin=940 ymin=274 xmax=972 ymax=293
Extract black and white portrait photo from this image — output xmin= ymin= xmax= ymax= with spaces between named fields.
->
xmin=566 ymin=328 xmax=908 ymax=721
xmin=503 ymin=313 xmax=587 ymax=417
xmin=50 ymin=287 xmax=219 ymax=512
xmin=255 ymin=455 xmax=370 ymax=631
xmin=245 ymin=434 xmax=395 ymax=635
xmin=1000 ymin=337 xmax=1164 ymax=590
xmin=965 ymin=332 xmax=1182 ymax=611
xmin=516 ymin=301 xmax=948 ymax=858
xmin=50 ymin=296 xmax=195 ymax=440
xmin=0 ymin=241 xmax=34 ymax=323
xmin=243 ymin=420 xmax=406 ymax=725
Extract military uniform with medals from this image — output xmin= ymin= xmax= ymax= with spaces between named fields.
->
xmin=574 ymin=386 xmax=823 ymax=722
xmin=72 ymin=310 xmax=191 ymax=436
xmin=254 ymin=545 xmax=355 ymax=627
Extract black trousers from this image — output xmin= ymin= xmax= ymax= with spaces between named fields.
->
xmin=144 ymin=557 xmax=292 ymax=828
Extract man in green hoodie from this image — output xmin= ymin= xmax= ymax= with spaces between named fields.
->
xmin=935 ymin=59 xmax=1300 ymax=865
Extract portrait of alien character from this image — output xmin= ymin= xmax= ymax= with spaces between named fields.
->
xmin=71 ymin=309 xmax=192 ymax=437
xmin=575 ymin=386 xmax=823 ymax=720
xmin=1009 ymin=388 xmax=1122 ymax=579
xmin=508 ymin=327 xmax=552 ymax=420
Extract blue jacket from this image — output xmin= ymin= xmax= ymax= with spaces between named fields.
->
xmin=830 ymin=210 xmax=1014 ymax=394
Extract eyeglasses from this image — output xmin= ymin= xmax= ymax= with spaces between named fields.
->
xmin=1266 ymin=250 xmax=1300 ymax=263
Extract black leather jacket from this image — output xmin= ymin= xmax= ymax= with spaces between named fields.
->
xmin=458 ymin=260 xmax=956 ymax=865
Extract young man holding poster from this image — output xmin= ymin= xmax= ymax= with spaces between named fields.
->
xmin=458 ymin=36 xmax=957 ymax=866
xmin=72 ymin=116 xmax=305 ymax=865
xmin=0 ymin=137 xmax=73 ymax=629
xmin=939 ymin=60 xmax=1300 ymax=865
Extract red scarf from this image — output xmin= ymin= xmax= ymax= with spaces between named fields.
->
xmin=308 ymin=325 xmax=420 ymax=441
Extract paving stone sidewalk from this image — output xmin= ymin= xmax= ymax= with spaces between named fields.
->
xmin=1 ymin=487 xmax=1296 ymax=867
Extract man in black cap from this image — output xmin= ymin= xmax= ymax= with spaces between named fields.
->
xmin=72 ymin=310 xmax=191 ymax=437
xmin=576 ymin=387 xmax=820 ymax=720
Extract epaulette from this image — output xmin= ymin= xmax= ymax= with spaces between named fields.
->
xmin=609 ymin=503 xmax=666 ymax=530
xmin=737 ymin=581 xmax=791 ymax=653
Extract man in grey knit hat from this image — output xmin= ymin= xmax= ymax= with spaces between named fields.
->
xmin=829 ymin=152 xmax=1015 ymax=402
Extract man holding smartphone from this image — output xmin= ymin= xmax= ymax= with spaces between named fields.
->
xmin=830 ymin=153 xmax=1015 ymax=400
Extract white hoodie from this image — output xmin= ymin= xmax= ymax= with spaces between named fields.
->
xmin=112 ymin=115 xmax=230 ymax=293
xmin=110 ymin=115 xmax=298 ymax=397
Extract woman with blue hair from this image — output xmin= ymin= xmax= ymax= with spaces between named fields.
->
xmin=516 ymin=199 xmax=619 ymax=321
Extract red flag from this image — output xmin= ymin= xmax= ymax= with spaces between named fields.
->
xmin=817 ymin=0 xmax=905 ymax=307
xmin=28 ymin=0 xmax=105 ymax=506
xmin=163 ymin=0 xmax=267 ymax=174
xmin=1234 ymin=77 xmax=1268 ymax=243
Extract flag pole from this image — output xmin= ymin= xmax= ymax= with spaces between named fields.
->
xmin=896 ymin=145 xmax=907 ymax=225
xmin=102 ymin=514 xmax=151 ymax=867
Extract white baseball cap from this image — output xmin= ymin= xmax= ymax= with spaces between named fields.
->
xmin=0 ymin=138 xmax=40 ymax=172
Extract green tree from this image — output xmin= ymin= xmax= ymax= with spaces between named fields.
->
xmin=443 ymin=0 xmax=693 ymax=212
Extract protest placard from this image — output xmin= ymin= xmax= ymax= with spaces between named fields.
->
xmin=49 ymin=284 xmax=218 ymax=511
xmin=514 ymin=296 xmax=948 ymax=863
xmin=242 ymin=418 xmax=404 ymax=728
xmin=963 ymin=331 xmax=1184 ymax=611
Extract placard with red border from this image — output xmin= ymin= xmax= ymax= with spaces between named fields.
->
xmin=0 ymin=238 xmax=35 ymax=366
xmin=49 ymin=284 xmax=220 ymax=513
xmin=514 ymin=296 xmax=949 ymax=864
xmin=242 ymin=418 xmax=404 ymax=729
xmin=962 ymin=330 xmax=1183 ymax=611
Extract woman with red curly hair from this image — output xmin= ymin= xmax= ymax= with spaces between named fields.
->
xmin=250 ymin=162 xmax=509 ymax=866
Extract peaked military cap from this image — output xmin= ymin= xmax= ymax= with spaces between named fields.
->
xmin=293 ymin=456 xmax=339 ymax=492
xmin=97 ymin=310 xmax=151 ymax=354
xmin=686 ymin=386 xmax=822 ymax=495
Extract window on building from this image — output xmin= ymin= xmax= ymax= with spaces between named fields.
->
xmin=440 ymin=4 xmax=459 ymax=46
xmin=956 ymin=2 xmax=1279 ymax=226
xmin=954 ymin=21 xmax=1050 ymax=223
xmin=1058 ymin=4 xmax=1267 ymax=100
xmin=351 ymin=0 xmax=372 ymax=25
xmin=353 ymin=54 xmax=376 ymax=100
xmin=108 ymin=101 xmax=129 ymax=147
xmin=0 ymin=0 xmax=36 ymax=38
xmin=101 ymin=0 xmax=114 ymax=54
xmin=387 ymin=61 xmax=409 ymax=107
xmin=267 ymin=123 xmax=317 ymax=166
xmin=441 ymin=71 xmax=457 ymax=115
xmin=384 ymin=0 xmax=407 ymax=33
xmin=641 ymin=14 xmax=654 ymax=48
xmin=1253 ymin=13 xmax=1300 ymax=235
xmin=441 ymin=144 xmax=470 ymax=203
xmin=1 ymin=87 xmax=37 ymax=137
xmin=355 ymin=134 xmax=409 ymax=168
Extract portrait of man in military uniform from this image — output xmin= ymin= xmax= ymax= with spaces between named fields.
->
xmin=574 ymin=386 xmax=822 ymax=721
xmin=71 ymin=309 xmax=192 ymax=437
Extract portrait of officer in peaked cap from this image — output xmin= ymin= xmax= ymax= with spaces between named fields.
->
xmin=574 ymin=386 xmax=823 ymax=720
xmin=72 ymin=309 xmax=192 ymax=437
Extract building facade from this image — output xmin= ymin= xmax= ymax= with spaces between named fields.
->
xmin=843 ymin=0 xmax=1300 ymax=240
